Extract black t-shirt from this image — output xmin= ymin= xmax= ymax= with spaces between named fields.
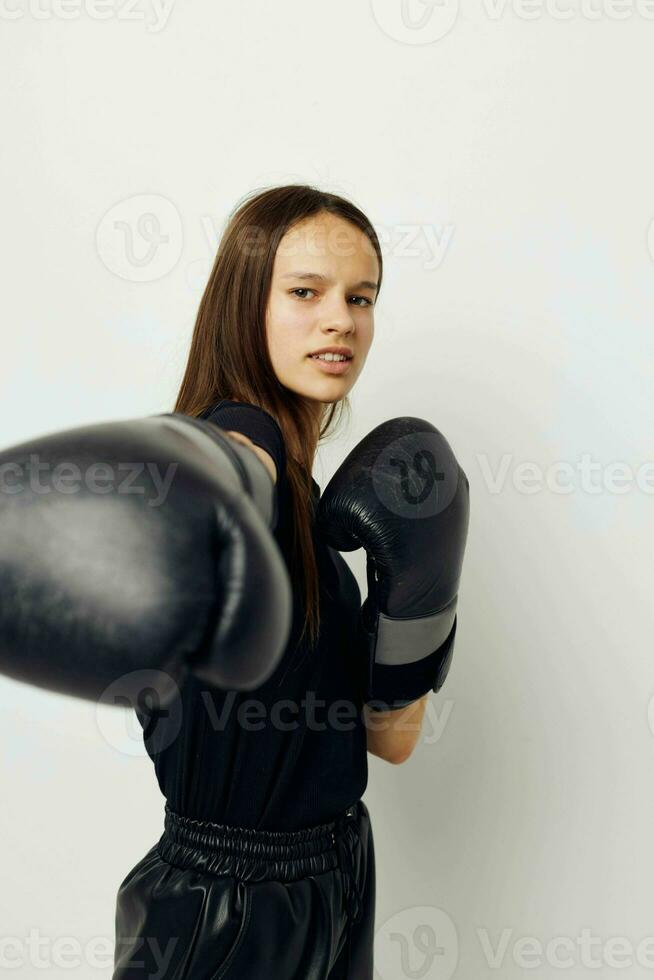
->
xmin=138 ymin=400 xmax=369 ymax=831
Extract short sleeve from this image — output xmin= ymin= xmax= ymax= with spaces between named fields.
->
xmin=200 ymin=399 xmax=287 ymax=486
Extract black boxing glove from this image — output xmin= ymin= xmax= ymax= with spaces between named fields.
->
xmin=0 ymin=412 xmax=291 ymax=708
xmin=316 ymin=417 xmax=470 ymax=710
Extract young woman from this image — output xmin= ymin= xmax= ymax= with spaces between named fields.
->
xmin=113 ymin=185 xmax=389 ymax=978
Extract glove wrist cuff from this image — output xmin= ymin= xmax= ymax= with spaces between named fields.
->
xmin=361 ymin=611 xmax=458 ymax=711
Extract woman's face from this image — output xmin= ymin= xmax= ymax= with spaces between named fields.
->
xmin=265 ymin=212 xmax=379 ymax=408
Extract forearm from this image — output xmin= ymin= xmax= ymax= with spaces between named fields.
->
xmin=364 ymin=693 xmax=429 ymax=764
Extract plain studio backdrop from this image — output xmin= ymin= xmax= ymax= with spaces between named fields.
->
xmin=1 ymin=2 xmax=652 ymax=978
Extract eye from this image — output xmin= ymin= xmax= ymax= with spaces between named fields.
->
xmin=290 ymin=288 xmax=373 ymax=307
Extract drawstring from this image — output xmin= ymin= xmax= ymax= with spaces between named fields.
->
xmin=333 ymin=804 xmax=365 ymax=973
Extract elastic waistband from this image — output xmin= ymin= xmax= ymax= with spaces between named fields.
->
xmin=157 ymin=802 xmax=362 ymax=886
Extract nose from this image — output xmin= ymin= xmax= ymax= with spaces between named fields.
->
xmin=318 ymin=297 xmax=356 ymax=335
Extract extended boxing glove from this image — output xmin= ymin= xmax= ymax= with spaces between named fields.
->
xmin=0 ymin=412 xmax=292 ymax=708
xmin=316 ymin=417 xmax=470 ymax=710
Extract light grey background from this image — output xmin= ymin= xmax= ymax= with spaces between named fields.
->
xmin=1 ymin=1 xmax=652 ymax=977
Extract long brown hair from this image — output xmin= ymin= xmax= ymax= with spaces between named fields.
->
xmin=174 ymin=184 xmax=383 ymax=651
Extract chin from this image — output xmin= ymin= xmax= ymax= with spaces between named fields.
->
xmin=283 ymin=377 xmax=352 ymax=402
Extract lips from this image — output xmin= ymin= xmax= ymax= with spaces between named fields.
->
xmin=307 ymin=355 xmax=352 ymax=375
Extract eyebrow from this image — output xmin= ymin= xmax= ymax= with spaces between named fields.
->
xmin=281 ymin=271 xmax=379 ymax=293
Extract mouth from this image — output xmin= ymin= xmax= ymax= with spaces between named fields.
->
xmin=307 ymin=353 xmax=353 ymax=375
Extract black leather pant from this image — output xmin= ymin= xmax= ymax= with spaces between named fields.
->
xmin=113 ymin=799 xmax=375 ymax=979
